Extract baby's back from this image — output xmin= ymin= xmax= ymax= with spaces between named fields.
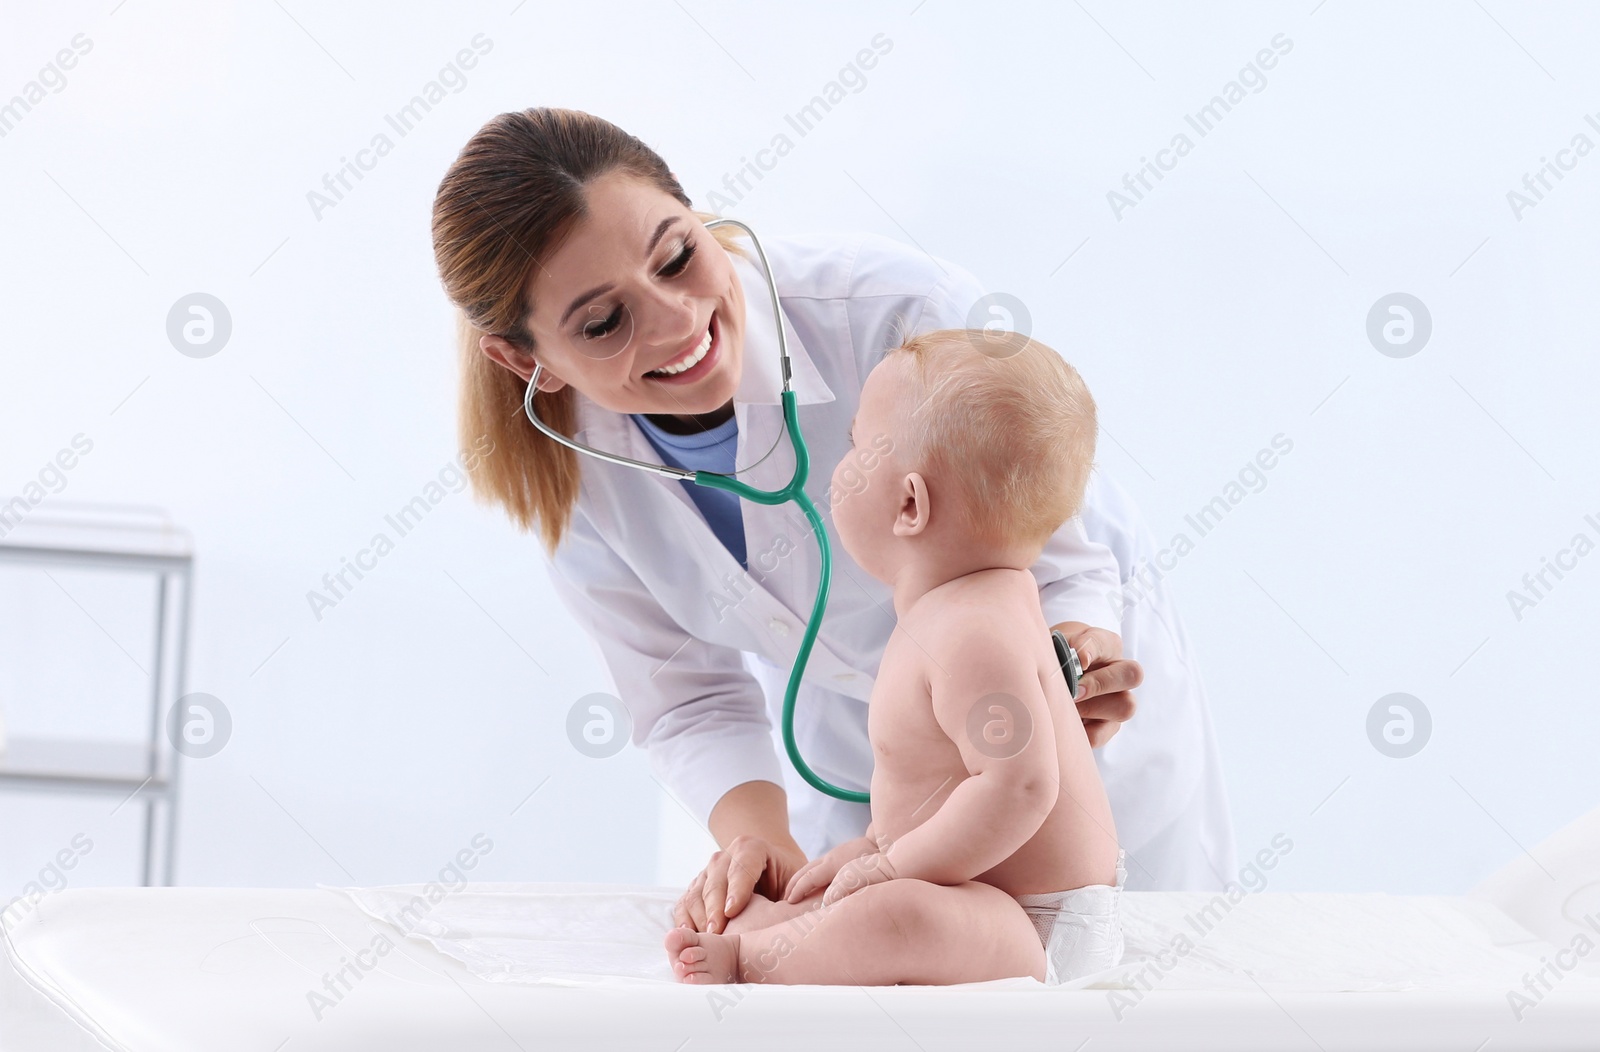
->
xmin=868 ymin=568 xmax=1122 ymax=896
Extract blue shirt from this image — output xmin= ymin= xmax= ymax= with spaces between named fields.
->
xmin=630 ymin=412 xmax=747 ymax=569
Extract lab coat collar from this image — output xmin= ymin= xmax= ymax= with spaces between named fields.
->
xmin=728 ymin=247 xmax=835 ymax=408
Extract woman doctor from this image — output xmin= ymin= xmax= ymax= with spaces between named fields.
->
xmin=431 ymin=108 xmax=1236 ymax=935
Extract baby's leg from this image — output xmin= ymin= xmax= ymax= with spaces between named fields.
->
xmin=666 ymin=878 xmax=1044 ymax=985
xmin=722 ymin=888 xmax=824 ymax=936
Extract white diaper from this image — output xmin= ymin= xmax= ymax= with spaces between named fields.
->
xmin=1013 ymin=849 xmax=1127 ymax=986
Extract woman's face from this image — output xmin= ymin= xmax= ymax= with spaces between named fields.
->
xmin=479 ymin=169 xmax=746 ymax=420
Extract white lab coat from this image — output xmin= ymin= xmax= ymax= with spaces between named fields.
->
xmin=544 ymin=230 xmax=1238 ymax=891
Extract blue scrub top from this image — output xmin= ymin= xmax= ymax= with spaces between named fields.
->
xmin=630 ymin=412 xmax=747 ymax=569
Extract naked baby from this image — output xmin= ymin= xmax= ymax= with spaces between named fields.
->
xmin=664 ymin=327 xmax=1126 ymax=986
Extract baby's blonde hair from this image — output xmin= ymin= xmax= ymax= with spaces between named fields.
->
xmin=885 ymin=329 xmax=1097 ymax=551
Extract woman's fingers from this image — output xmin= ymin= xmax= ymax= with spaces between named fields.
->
xmin=1082 ymin=715 xmax=1122 ymax=748
xmin=1074 ymin=656 xmax=1144 ymax=704
xmin=700 ymin=851 xmax=736 ymax=933
xmin=720 ymin=839 xmax=766 ymax=921
xmin=1051 ymin=624 xmax=1141 ymax=748
xmin=1073 ymin=650 xmax=1139 ymax=749
xmin=1077 ymin=687 xmax=1137 ymax=747
xmin=676 ymin=873 xmax=709 ymax=931
xmin=675 ymin=893 xmax=707 ymax=931
xmin=1076 ymin=684 xmax=1138 ymax=723
xmin=1065 ymin=625 xmax=1124 ymax=671
xmin=681 ymin=838 xmax=808 ymax=930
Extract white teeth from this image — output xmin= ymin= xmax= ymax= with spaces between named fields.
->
xmin=647 ymin=325 xmax=713 ymax=377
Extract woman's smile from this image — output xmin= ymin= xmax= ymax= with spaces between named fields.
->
xmin=642 ymin=308 xmax=722 ymax=385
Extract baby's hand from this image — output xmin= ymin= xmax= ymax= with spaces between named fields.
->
xmin=821 ymin=851 xmax=898 ymax=907
xmin=784 ymin=835 xmax=875 ymax=903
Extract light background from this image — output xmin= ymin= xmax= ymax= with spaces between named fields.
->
xmin=1 ymin=0 xmax=1596 ymax=899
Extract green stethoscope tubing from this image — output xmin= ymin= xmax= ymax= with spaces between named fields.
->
xmin=521 ymin=217 xmax=868 ymax=805
xmin=695 ymin=393 xmax=863 ymax=803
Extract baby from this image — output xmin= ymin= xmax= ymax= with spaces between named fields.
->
xmin=665 ymin=327 xmax=1125 ymax=986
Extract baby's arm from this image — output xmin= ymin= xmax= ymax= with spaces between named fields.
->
xmin=879 ymin=632 xmax=1060 ymax=886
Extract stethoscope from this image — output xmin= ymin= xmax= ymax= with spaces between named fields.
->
xmin=522 ymin=217 xmax=1082 ymax=805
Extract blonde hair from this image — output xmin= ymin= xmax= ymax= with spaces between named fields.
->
xmin=886 ymin=329 xmax=1097 ymax=550
xmin=432 ymin=107 xmax=749 ymax=555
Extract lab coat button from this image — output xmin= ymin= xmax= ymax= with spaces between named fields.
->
xmin=769 ymin=618 xmax=789 ymax=637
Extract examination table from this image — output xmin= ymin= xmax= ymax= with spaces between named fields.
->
xmin=4 ymin=806 xmax=1598 ymax=1051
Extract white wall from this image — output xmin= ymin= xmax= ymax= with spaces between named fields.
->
xmin=1 ymin=0 xmax=1596 ymax=901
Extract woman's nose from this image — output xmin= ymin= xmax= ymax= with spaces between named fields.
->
xmin=635 ymin=283 xmax=701 ymax=346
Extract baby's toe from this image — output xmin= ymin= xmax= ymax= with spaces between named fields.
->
xmin=665 ymin=928 xmax=702 ymax=983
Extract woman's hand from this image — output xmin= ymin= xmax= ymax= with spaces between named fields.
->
xmin=1053 ymin=621 xmax=1143 ymax=748
xmin=672 ymin=834 xmax=807 ymax=935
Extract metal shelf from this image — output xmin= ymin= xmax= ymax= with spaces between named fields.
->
xmin=0 ymin=502 xmax=194 ymax=886
xmin=0 ymin=736 xmax=172 ymax=795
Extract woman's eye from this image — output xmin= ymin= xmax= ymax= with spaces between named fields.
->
xmin=579 ymin=241 xmax=696 ymax=340
xmin=583 ymin=310 xmax=621 ymax=339
xmin=660 ymin=240 xmax=697 ymax=277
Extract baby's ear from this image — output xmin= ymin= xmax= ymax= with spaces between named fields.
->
xmin=892 ymin=472 xmax=930 ymax=537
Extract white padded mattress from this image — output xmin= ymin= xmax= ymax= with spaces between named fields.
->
xmin=5 ymin=881 xmax=1598 ymax=1051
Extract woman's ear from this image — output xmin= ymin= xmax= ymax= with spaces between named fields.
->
xmin=479 ymin=333 xmax=566 ymax=392
xmin=892 ymin=471 xmax=930 ymax=537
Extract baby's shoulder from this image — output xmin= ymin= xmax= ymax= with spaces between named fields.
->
xmin=910 ymin=570 xmax=1041 ymax=649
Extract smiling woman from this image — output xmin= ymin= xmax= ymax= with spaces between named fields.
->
xmin=432 ymin=110 xmax=752 ymax=554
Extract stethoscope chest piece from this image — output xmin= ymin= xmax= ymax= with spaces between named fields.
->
xmin=1052 ymin=629 xmax=1083 ymax=701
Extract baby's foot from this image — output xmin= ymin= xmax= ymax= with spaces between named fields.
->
xmin=665 ymin=925 xmax=743 ymax=984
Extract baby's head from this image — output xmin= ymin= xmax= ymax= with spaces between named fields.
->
xmin=830 ymin=328 xmax=1096 ymax=584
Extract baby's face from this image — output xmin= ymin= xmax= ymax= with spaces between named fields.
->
xmin=830 ymin=355 xmax=916 ymax=584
